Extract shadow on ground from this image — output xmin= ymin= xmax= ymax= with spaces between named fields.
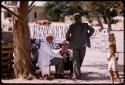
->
xmin=83 ymin=64 xmax=108 ymax=70
xmin=80 ymin=64 xmax=124 ymax=81
xmin=81 ymin=72 xmax=110 ymax=81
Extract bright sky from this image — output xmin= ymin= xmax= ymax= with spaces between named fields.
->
xmin=1 ymin=1 xmax=46 ymax=6
xmin=29 ymin=1 xmax=46 ymax=6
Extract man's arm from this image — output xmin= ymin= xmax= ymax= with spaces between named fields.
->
xmin=66 ymin=25 xmax=72 ymax=41
xmin=87 ymin=24 xmax=95 ymax=37
xmin=43 ymin=46 xmax=63 ymax=59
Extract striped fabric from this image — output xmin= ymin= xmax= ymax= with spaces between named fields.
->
xmin=1 ymin=44 xmax=14 ymax=78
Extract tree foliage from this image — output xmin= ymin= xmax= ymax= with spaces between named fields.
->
xmin=43 ymin=1 xmax=123 ymax=22
xmin=43 ymin=1 xmax=84 ymax=21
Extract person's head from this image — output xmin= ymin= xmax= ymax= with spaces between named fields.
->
xmin=46 ymin=33 xmax=54 ymax=43
xmin=59 ymin=40 xmax=68 ymax=50
xmin=73 ymin=13 xmax=82 ymax=22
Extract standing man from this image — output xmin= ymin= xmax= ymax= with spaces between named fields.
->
xmin=66 ymin=13 xmax=94 ymax=79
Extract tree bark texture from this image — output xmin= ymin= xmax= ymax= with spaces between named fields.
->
xmin=13 ymin=1 xmax=35 ymax=79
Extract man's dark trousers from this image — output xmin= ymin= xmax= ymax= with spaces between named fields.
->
xmin=72 ymin=47 xmax=86 ymax=78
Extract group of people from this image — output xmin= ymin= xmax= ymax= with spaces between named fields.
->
xmin=33 ymin=13 xmax=94 ymax=80
xmin=31 ymin=13 xmax=121 ymax=83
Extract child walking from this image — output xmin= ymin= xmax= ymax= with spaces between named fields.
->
xmin=107 ymin=42 xmax=121 ymax=84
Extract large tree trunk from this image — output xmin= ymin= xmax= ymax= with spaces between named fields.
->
xmin=13 ymin=1 xmax=35 ymax=79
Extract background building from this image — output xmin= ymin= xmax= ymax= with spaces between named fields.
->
xmin=28 ymin=6 xmax=47 ymax=22
xmin=1 ymin=1 xmax=47 ymax=31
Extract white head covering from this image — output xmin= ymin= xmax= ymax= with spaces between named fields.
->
xmin=45 ymin=33 xmax=55 ymax=39
xmin=61 ymin=40 xmax=68 ymax=44
xmin=73 ymin=13 xmax=80 ymax=17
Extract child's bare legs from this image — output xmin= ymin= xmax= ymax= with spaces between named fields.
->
xmin=109 ymin=70 xmax=114 ymax=84
xmin=114 ymin=71 xmax=121 ymax=83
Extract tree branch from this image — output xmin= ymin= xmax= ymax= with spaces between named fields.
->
xmin=1 ymin=4 xmax=23 ymax=21
xmin=23 ymin=5 xmax=35 ymax=21
xmin=23 ymin=1 xmax=35 ymax=21
xmin=29 ymin=1 xmax=35 ymax=8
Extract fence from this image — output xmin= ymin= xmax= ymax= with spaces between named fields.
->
xmin=29 ymin=22 xmax=70 ymax=43
xmin=29 ymin=23 xmax=109 ymax=52
xmin=2 ymin=22 xmax=109 ymax=52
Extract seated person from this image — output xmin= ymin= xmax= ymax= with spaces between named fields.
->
xmin=36 ymin=33 xmax=64 ymax=79
xmin=59 ymin=40 xmax=73 ymax=76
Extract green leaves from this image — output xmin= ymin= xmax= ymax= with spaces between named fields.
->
xmin=43 ymin=1 xmax=123 ymax=22
xmin=44 ymin=1 xmax=84 ymax=21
